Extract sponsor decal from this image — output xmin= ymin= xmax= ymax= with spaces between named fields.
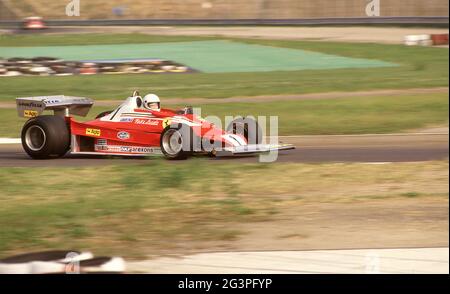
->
xmin=121 ymin=112 xmax=154 ymax=118
xmin=162 ymin=118 xmax=171 ymax=128
xmin=120 ymin=117 xmax=134 ymax=122
xmin=95 ymin=145 xmax=110 ymax=151
xmin=96 ymin=139 xmax=107 ymax=145
xmin=44 ymin=99 xmax=61 ymax=104
xmin=71 ymin=98 xmax=90 ymax=103
xmin=120 ymin=146 xmax=154 ymax=153
xmin=117 ymin=131 xmax=130 ymax=140
xmin=133 ymin=118 xmax=159 ymax=126
xmin=24 ymin=110 xmax=38 ymax=118
xmin=94 ymin=145 xmax=157 ymax=154
xmin=18 ymin=101 xmax=43 ymax=108
xmin=86 ymin=128 xmax=101 ymax=137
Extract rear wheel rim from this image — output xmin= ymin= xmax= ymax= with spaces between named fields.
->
xmin=162 ymin=129 xmax=183 ymax=156
xmin=25 ymin=125 xmax=46 ymax=151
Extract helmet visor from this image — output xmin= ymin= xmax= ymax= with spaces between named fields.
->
xmin=146 ymin=102 xmax=160 ymax=110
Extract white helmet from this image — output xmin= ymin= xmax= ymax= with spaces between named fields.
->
xmin=143 ymin=94 xmax=160 ymax=111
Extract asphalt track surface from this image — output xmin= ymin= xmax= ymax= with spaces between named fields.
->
xmin=0 ymin=133 xmax=447 ymax=167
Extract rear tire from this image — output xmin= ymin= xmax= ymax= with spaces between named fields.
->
xmin=226 ymin=116 xmax=263 ymax=145
xmin=21 ymin=115 xmax=70 ymax=159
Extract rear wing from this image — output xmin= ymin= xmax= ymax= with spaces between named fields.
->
xmin=16 ymin=95 xmax=94 ymax=118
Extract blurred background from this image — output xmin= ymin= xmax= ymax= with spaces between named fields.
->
xmin=0 ymin=0 xmax=449 ymax=20
xmin=0 ymin=0 xmax=448 ymax=274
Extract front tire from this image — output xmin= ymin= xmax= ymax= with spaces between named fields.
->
xmin=21 ymin=115 xmax=70 ymax=159
xmin=160 ymin=125 xmax=194 ymax=160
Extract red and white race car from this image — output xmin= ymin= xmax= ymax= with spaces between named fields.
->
xmin=16 ymin=92 xmax=294 ymax=160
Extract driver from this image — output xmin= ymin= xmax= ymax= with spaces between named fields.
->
xmin=143 ymin=94 xmax=161 ymax=112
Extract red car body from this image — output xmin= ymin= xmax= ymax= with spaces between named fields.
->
xmin=70 ymin=107 xmax=230 ymax=156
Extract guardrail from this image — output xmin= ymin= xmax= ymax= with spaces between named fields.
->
xmin=0 ymin=16 xmax=448 ymax=28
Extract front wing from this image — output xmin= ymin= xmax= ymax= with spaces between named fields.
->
xmin=214 ymin=143 xmax=295 ymax=156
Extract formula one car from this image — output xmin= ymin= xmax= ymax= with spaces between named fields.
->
xmin=16 ymin=92 xmax=294 ymax=160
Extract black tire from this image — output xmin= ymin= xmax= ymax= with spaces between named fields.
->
xmin=21 ymin=115 xmax=70 ymax=159
xmin=160 ymin=124 xmax=196 ymax=160
xmin=226 ymin=116 xmax=263 ymax=145
xmin=95 ymin=110 xmax=113 ymax=119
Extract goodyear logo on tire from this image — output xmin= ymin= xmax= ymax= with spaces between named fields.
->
xmin=162 ymin=118 xmax=171 ymax=128
xmin=86 ymin=128 xmax=101 ymax=136
xmin=24 ymin=110 xmax=38 ymax=118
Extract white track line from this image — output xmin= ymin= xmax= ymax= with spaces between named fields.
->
xmin=0 ymin=138 xmax=21 ymax=144
xmin=1 ymin=131 xmax=448 ymax=145
xmin=1 ymin=132 xmax=447 ymax=145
